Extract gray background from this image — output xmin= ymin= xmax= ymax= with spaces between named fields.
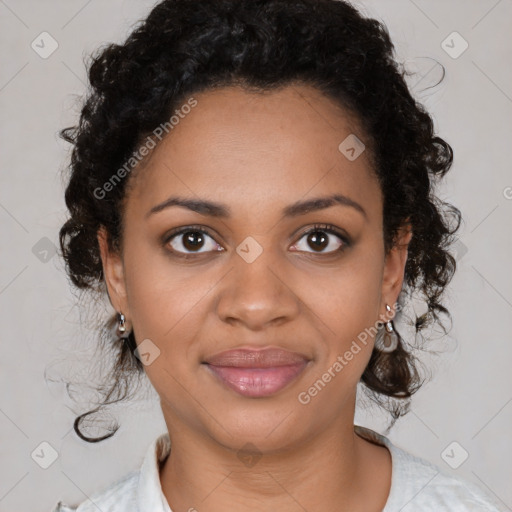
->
xmin=0 ymin=0 xmax=511 ymax=510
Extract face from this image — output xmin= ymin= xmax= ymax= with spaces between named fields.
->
xmin=98 ymin=84 xmax=411 ymax=453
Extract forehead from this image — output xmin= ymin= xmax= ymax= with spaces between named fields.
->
xmin=124 ymin=84 xmax=381 ymax=222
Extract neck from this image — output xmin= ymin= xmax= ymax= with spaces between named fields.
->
xmin=159 ymin=407 xmax=391 ymax=511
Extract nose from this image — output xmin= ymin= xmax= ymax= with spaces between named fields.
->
xmin=215 ymin=245 xmax=300 ymax=331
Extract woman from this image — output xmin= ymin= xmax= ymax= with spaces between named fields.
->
xmin=53 ymin=0 xmax=505 ymax=510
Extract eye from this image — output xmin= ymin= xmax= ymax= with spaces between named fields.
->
xmin=163 ymin=223 xmax=350 ymax=258
xmin=291 ymin=224 xmax=349 ymax=254
xmin=164 ymin=225 xmax=223 ymax=255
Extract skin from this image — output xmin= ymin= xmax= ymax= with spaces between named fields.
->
xmin=98 ymin=83 xmax=412 ymax=512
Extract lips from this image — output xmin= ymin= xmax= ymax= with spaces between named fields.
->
xmin=205 ymin=348 xmax=309 ymax=367
xmin=203 ymin=348 xmax=310 ymax=398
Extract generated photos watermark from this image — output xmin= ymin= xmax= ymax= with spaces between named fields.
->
xmin=93 ymin=96 xmax=198 ymax=200
xmin=297 ymin=302 xmax=402 ymax=405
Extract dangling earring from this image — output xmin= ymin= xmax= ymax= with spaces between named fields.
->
xmin=376 ymin=304 xmax=399 ymax=353
xmin=117 ymin=312 xmax=127 ymax=337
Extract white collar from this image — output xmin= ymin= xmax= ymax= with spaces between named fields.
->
xmin=137 ymin=432 xmax=172 ymax=512
xmin=136 ymin=425 xmax=398 ymax=511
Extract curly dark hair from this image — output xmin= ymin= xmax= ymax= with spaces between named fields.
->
xmin=58 ymin=0 xmax=461 ymax=443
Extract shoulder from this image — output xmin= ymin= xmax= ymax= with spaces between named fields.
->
xmin=355 ymin=426 xmax=507 ymax=512
xmin=389 ymin=444 xmax=505 ymax=511
xmin=51 ymin=432 xmax=171 ymax=512
xmin=51 ymin=470 xmax=139 ymax=512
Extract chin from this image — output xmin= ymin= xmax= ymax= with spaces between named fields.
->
xmin=202 ymin=400 xmax=311 ymax=454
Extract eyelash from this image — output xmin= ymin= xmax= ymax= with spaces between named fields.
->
xmin=162 ymin=223 xmax=350 ymax=258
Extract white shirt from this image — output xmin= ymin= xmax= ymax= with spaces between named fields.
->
xmin=52 ymin=425 xmax=506 ymax=511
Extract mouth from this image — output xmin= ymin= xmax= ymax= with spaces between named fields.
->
xmin=202 ymin=348 xmax=311 ymax=398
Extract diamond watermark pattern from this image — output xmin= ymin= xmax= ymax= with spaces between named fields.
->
xmin=452 ymin=239 xmax=468 ymax=261
xmin=31 ymin=32 xmax=59 ymax=59
xmin=31 ymin=441 xmax=59 ymax=469
xmin=441 ymin=31 xmax=469 ymax=59
xmin=32 ymin=237 xmax=57 ymax=263
xmin=338 ymin=134 xmax=366 ymax=161
xmin=134 ymin=338 xmax=161 ymax=366
xmin=236 ymin=236 xmax=263 ymax=263
xmin=441 ymin=441 xmax=469 ymax=469
xmin=237 ymin=442 xmax=262 ymax=468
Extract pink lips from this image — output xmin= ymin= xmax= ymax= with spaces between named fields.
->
xmin=203 ymin=348 xmax=309 ymax=398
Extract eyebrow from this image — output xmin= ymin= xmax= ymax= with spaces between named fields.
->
xmin=146 ymin=193 xmax=367 ymax=220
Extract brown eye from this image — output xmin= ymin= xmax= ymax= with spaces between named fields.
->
xmin=183 ymin=231 xmax=205 ymax=251
xmin=291 ymin=224 xmax=348 ymax=254
xmin=166 ymin=227 xmax=222 ymax=255
xmin=306 ymin=231 xmax=329 ymax=252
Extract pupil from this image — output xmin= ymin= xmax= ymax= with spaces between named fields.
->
xmin=308 ymin=231 xmax=327 ymax=251
xmin=183 ymin=231 xmax=203 ymax=251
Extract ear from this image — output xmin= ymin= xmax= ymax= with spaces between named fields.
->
xmin=380 ymin=221 xmax=413 ymax=316
xmin=97 ymin=226 xmax=130 ymax=317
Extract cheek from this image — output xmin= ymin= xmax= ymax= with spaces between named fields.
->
xmin=303 ymin=253 xmax=383 ymax=378
xmin=121 ymin=240 xmax=215 ymax=348
xmin=123 ymin=258 xmax=213 ymax=400
xmin=306 ymin=255 xmax=382 ymax=334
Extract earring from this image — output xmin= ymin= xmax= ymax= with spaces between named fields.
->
xmin=117 ymin=312 xmax=127 ymax=337
xmin=376 ymin=304 xmax=399 ymax=353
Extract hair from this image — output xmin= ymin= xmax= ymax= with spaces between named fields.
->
xmin=58 ymin=0 xmax=461 ymax=442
